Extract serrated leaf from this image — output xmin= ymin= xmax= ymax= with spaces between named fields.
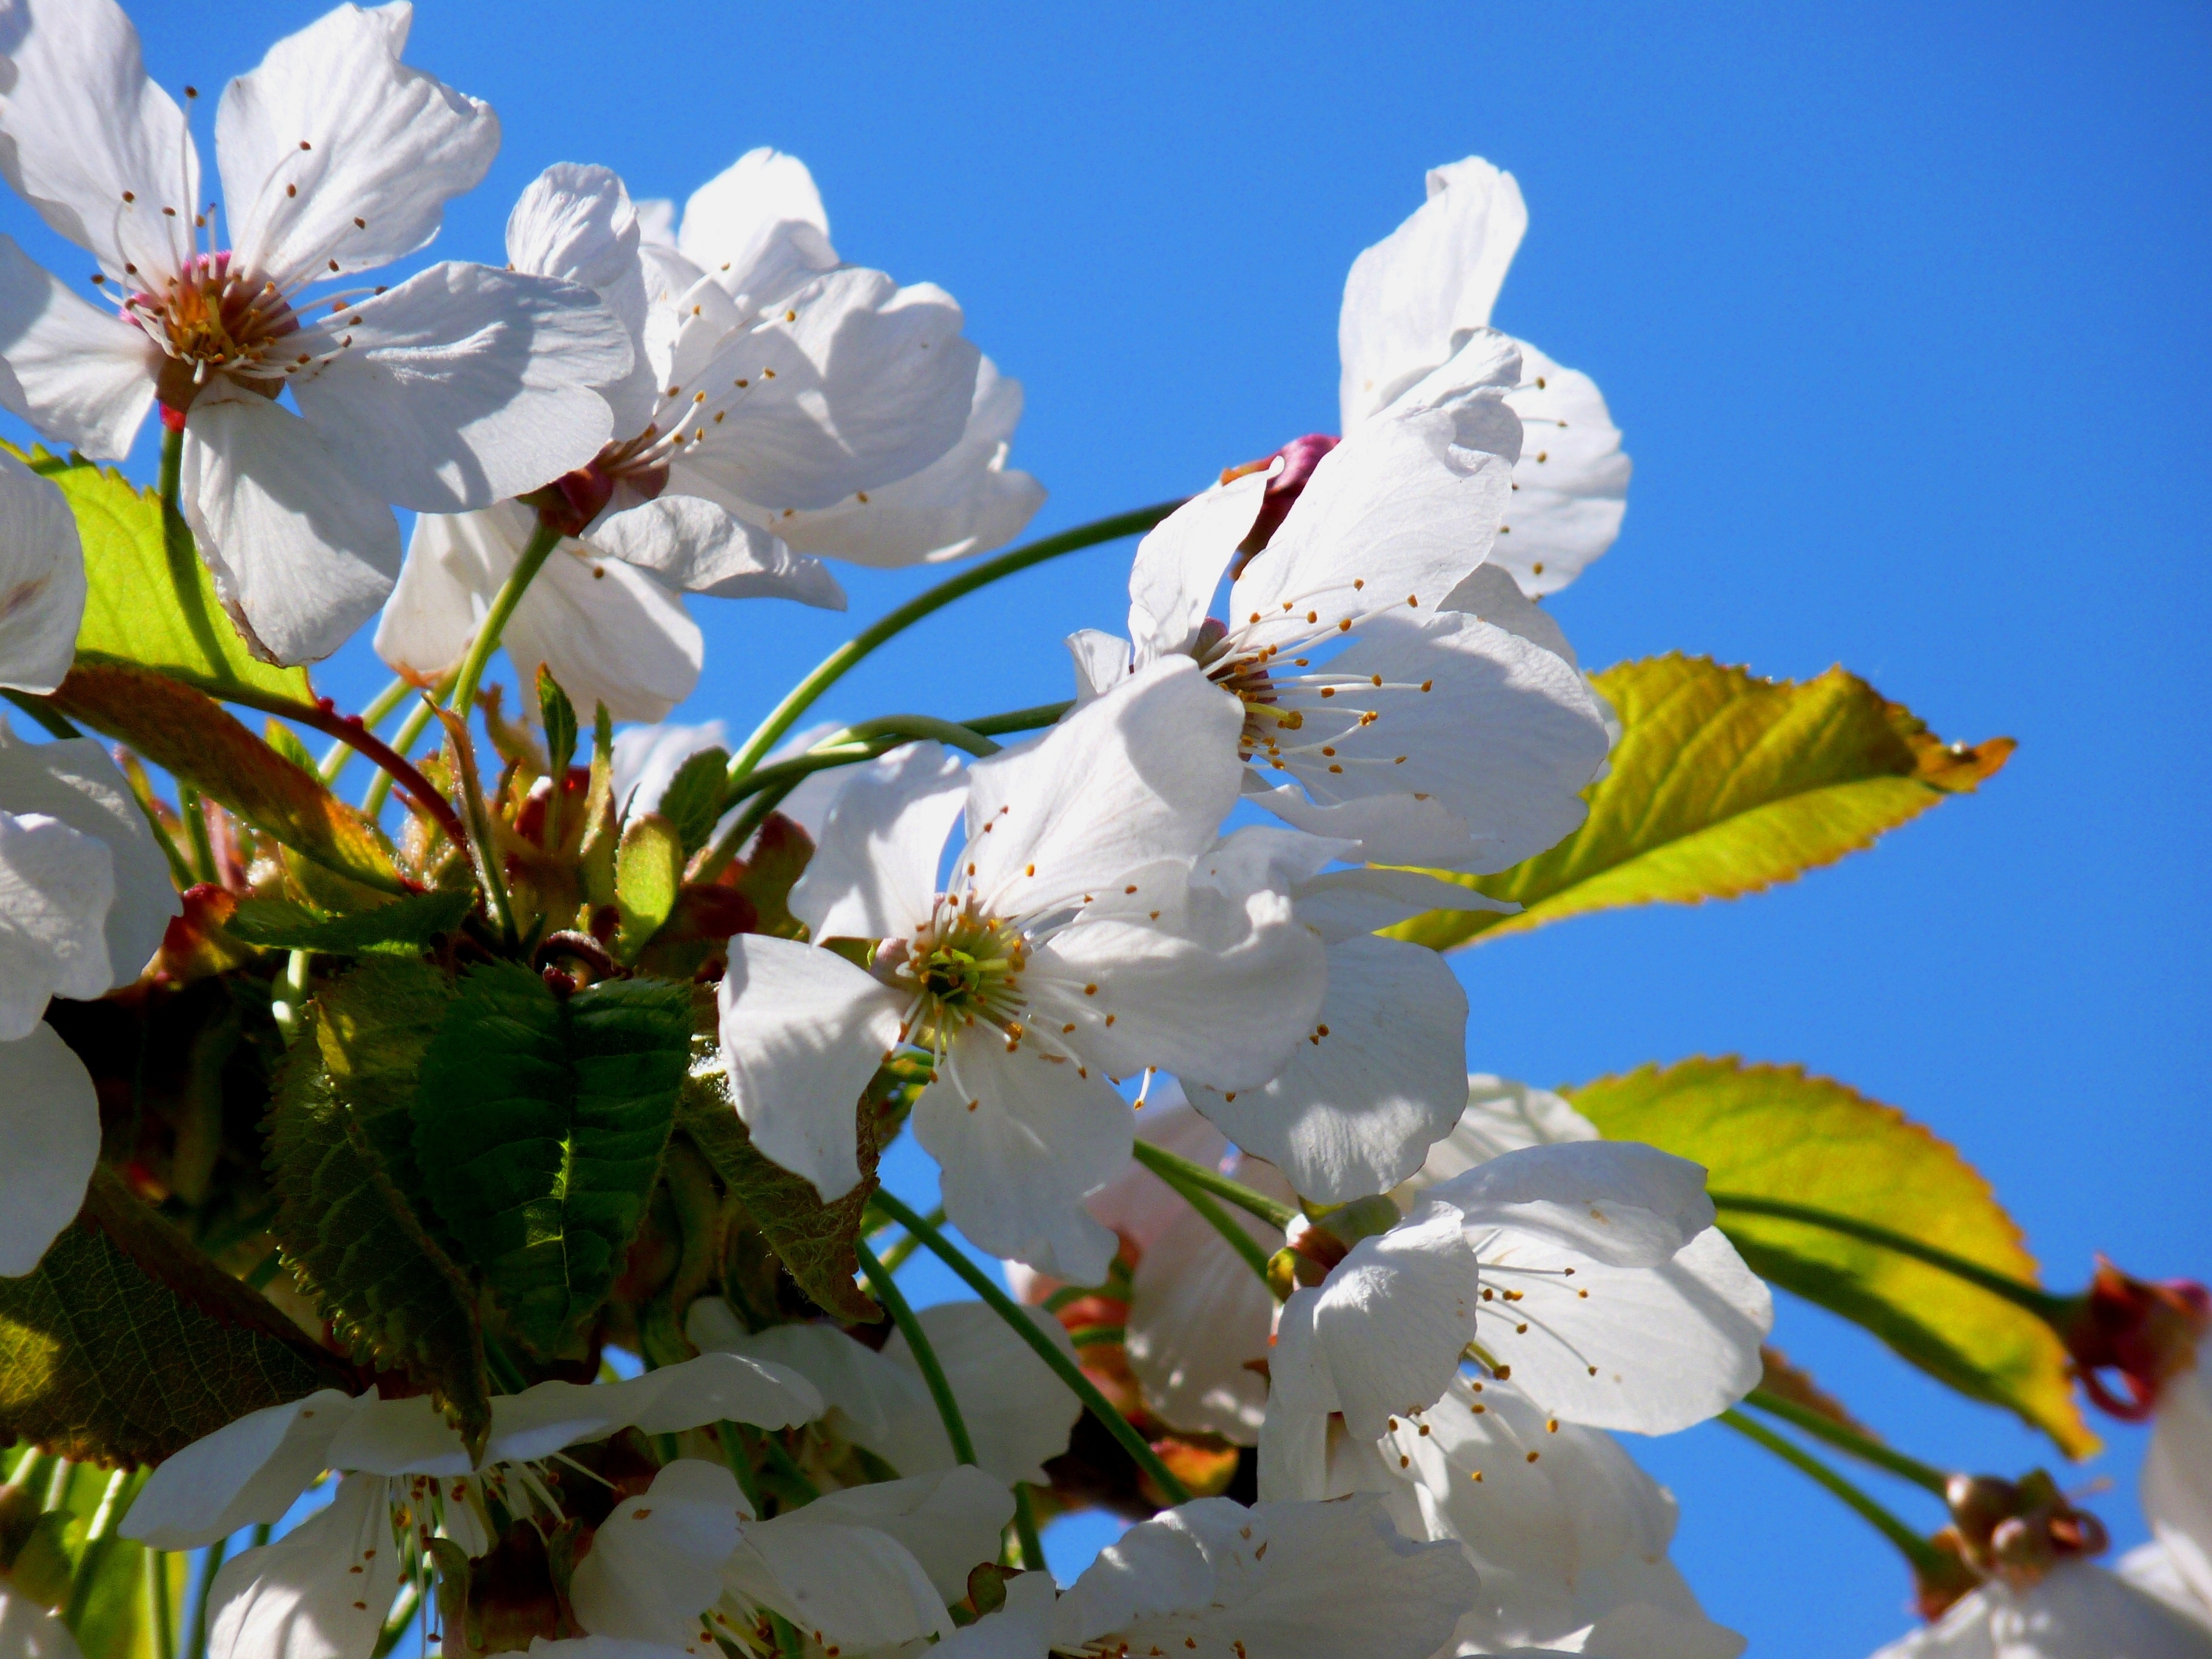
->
xmin=414 ymin=964 xmax=691 ymax=1356
xmin=270 ymin=981 xmax=491 ymax=1456
xmin=0 ymin=1168 xmax=346 ymax=1466
xmin=1567 ymin=1057 xmax=2096 ymax=1456
xmin=226 ymin=888 xmax=476 ymax=954
xmin=615 ymin=814 xmax=683 ymax=957
xmin=679 ymin=1065 xmax=881 ymax=1323
xmin=659 ymin=748 xmax=731 ymax=857
xmin=15 ymin=443 xmax=312 ymax=703
xmin=1388 ymin=655 xmax=2014 ymax=950
xmin=49 ymin=662 xmax=401 ymax=891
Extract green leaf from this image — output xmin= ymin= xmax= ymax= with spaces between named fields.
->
xmin=679 ymin=1066 xmax=881 ymax=1324
xmin=50 ymin=662 xmax=401 ymax=891
xmin=1566 ymin=1057 xmax=2096 ymax=1457
xmin=414 ymin=964 xmax=692 ymax=1356
xmin=16 ymin=443 xmax=311 ymax=703
xmin=659 ymin=748 xmax=731 ymax=857
xmin=615 ymin=814 xmax=683 ymax=957
xmin=262 ymin=717 xmax=319 ymax=777
xmin=264 ymin=957 xmax=491 ymax=1453
xmin=729 ymin=812 xmax=814 ymax=940
xmin=1387 ymin=655 xmax=2015 ymax=950
xmin=0 ymin=1168 xmax=346 ymax=1466
xmin=538 ymin=666 xmax=578 ymax=782
xmin=225 ymin=888 xmax=476 ymax=954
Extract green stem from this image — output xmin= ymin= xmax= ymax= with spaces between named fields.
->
xmin=1144 ymin=1156 xmax=1276 ymax=1285
xmin=865 ymin=1190 xmax=1190 ymax=1504
xmin=1718 ymin=1409 xmax=1949 ymax=1577
xmin=2 ymin=688 xmax=81 ymax=739
xmin=63 ymin=1467 xmax=138 ymax=1630
xmin=483 ymin=1336 xmax=529 ymax=1396
xmin=270 ymin=949 xmax=312 ymax=1046
xmin=720 ymin=503 xmax=1181 ymax=795
xmin=178 ymin=785 xmax=218 ymax=885
xmin=1741 ymin=1387 xmax=1950 ymax=1495
xmin=146 ymin=1543 xmax=176 ymax=1659
xmin=874 ymin=1205 xmax=945 ymax=1276
xmin=183 ymin=1536 xmax=228 ymax=1659
xmin=369 ymin=1581 xmax=420 ymax=1659
xmin=753 ymin=1426 xmax=822 ymax=1506
xmin=132 ymin=791 xmax=196 ymax=890
xmin=451 ymin=521 xmax=563 ymax=721
xmin=856 ymin=1238 xmax=979 ymax=1465
xmin=318 ymin=674 xmax=423 ymax=783
xmin=361 ymin=697 xmax=438 ymax=818
xmin=717 ymin=1422 xmax=765 ymax=1514
xmin=1011 ymin=1484 xmax=1046 ymax=1572
xmin=158 ymin=425 xmax=183 ymax=511
xmin=1130 ymin=1141 xmax=1298 ymax=1233
xmin=1709 ymin=1194 xmax=2076 ymax=1324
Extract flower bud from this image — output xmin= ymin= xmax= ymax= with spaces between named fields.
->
xmin=1221 ymin=434 xmax=1341 ymax=571
xmin=2064 ymin=1256 xmax=2210 ymax=1420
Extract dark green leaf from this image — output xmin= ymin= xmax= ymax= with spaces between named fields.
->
xmin=225 ymin=888 xmax=477 ymax=954
xmin=414 ymin=964 xmax=692 ymax=1356
xmin=538 ymin=667 xmax=578 ymax=782
xmin=269 ymin=960 xmax=490 ymax=1455
xmin=680 ymin=1065 xmax=880 ymax=1323
xmin=0 ymin=1168 xmax=347 ymax=1466
xmin=659 ymin=748 xmax=731 ymax=857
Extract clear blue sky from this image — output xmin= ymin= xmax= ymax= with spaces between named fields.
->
xmin=21 ymin=2 xmax=2210 ymax=1652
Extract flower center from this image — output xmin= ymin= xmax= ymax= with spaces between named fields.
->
xmin=129 ymin=252 xmax=299 ymax=412
xmin=883 ymin=906 xmax=1030 ymax=1054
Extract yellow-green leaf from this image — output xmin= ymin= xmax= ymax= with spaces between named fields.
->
xmin=50 ymin=662 xmax=401 ymax=891
xmin=15 ymin=443 xmax=310 ymax=704
xmin=615 ymin=814 xmax=683 ymax=957
xmin=1567 ymin=1057 xmax=2096 ymax=1456
xmin=1387 ymin=654 xmax=2014 ymax=950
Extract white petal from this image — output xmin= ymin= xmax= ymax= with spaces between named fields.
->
xmin=2145 ymin=1342 xmax=2212 ymax=1613
xmin=0 ymin=0 xmax=199 ymax=278
xmin=785 ymin=1465 xmax=1016 ymax=1603
xmin=717 ymin=936 xmax=904 ymax=1202
xmin=125 ymin=1389 xmax=361 ymax=1549
xmin=611 ymin=720 xmax=732 ymax=817
xmin=589 ymin=496 xmax=844 ymax=607
xmin=1126 ymin=1191 xmax=1279 ymax=1443
xmin=569 ymin=1460 xmax=742 ymax=1647
xmin=1028 ymin=870 xmax=1326 ymax=1092
xmin=205 ymin=1472 xmax=398 ymax=1659
xmin=217 ymin=2 xmax=496 ymax=284
xmin=1288 ymin=865 xmax=1515 ymax=944
xmin=0 ymin=236 xmax=156 ymax=458
xmin=1339 ymin=156 xmax=1527 ymax=427
xmin=673 ymin=270 xmax=978 ymax=511
xmin=0 ymin=451 xmax=82 ymax=694
xmin=378 ymin=502 xmax=703 ymax=725
xmin=324 ymin=1393 xmax=466 ymax=1476
xmin=1471 ymin=1225 xmax=1769 ymax=1436
xmin=733 ymin=1517 xmax=953 ymax=1652
xmin=913 ymin=1040 xmax=1129 ymax=1284
xmin=0 ymin=1586 xmax=85 ymax=1659
xmin=1125 ymin=469 xmax=1270 ymax=662
xmin=0 ymin=808 xmax=113 ymax=1030
xmin=1092 ymin=1085 xmax=1240 ymax=1259
xmin=1434 ymin=1141 xmax=1717 ymax=1268
xmin=293 ymin=262 xmax=628 ymax=513
xmin=788 ymin=742 xmax=965 ymax=940
xmin=1438 ymin=560 xmax=1579 ymax=666
xmin=180 ymin=395 xmax=401 ymax=666
xmin=1396 ymin=1075 xmax=1598 ymax=1203
xmin=1187 ymin=933 xmax=1467 ymax=1202
xmin=964 ymin=656 xmax=1242 ymax=916
xmin=472 ymin=1352 xmax=823 ymax=1469
xmin=1065 ymin=628 xmax=1133 ymax=704
xmin=506 ymin=163 xmax=656 ymax=438
xmin=694 ymin=1318 xmax=943 ymax=1481
xmin=677 ymin=149 xmax=836 ymax=311
xmin=1493 ymin=341 xmax=1631 ymax=598
xmin=1056 ymin=1505 xmax=1215 ymax=1639
xmin=774 ymin=358 xmax=1045 ymax=568
xmin=1868 ymin=1563 xmax=2212 ymax=1659
xmin=881 ymin=1302 xmax=1084 ymax=1486
xmin=2118 ymin=1541 xmax=2212 ymax=1632
xmin=0 ymin=1025 xmax=96 ymax=1275
xmin=0 ymin=724 xmax=178 ymax=988
xmin=1273 ymin=1207 xmax=1481 ymax=1442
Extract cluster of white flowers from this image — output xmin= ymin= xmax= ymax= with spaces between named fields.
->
xmin=0 ymin=7 xmax=2201 ymax=1659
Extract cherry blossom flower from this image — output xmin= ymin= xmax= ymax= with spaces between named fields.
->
xmin=0 ymin=720 xmax=178 ymax=1275
xmin=1866 ymin=1560 xmax=2212 ymax=1659
xmin=1071 ymin=398 xmax=1612 ymax=871
xmin=0 ymin=0 xmax=635 ymax=665
xmin=937 ymin=1495 xmax=1477 ymax=1659
xmin=716 ymin=659 xmax=1325 ymax=1282
xmin=1339 ymin=156 xmax=1630 ymax=598
xmin=1259 ymin=1141 xmax=1770 ymax=1502
xmin=121 ymin=1353 xmax=822 ymax=1659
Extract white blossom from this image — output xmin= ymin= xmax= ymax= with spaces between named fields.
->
xmin=0 ymin=0 xmax=634 ymax=663
xmin=0 ymin=451 xmax=85 ymax=696
xmin=1868 ymin=1560 xmax=2212 ymax=1659
xmin=2145 ymin=1332 xmax=2212 ymax=1619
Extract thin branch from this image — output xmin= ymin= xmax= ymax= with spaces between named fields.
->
xmin=1718 ymin=1409 xmax=1951 ymax=1578
xmin=1130 ymin=1141 xmax=1299 ymax=1232
xmin=1742 ymin=1387 xmax=1951 ymax=1495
